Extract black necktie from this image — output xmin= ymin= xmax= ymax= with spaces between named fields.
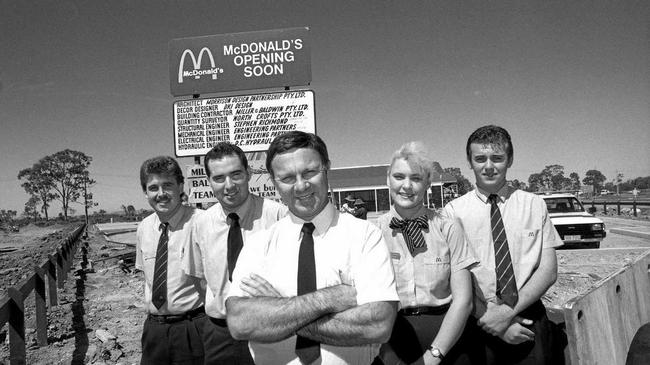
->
xmin=295 ymin=222 xmax=320 ymax=364
xmin=227 ymin=213 xmax=243 ymax=282
xmin=152 ymin=222 xmax=169 ymax=309
xmin=488 ymin=194 xmax=518 ymax=308
xmin=389 ymin=215 xmax=429 ymax=255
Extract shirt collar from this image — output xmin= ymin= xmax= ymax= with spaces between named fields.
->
xmin=389 ymin=204 xmax=428 ymax=220
xmin=224 ymin=194 xmax=252 ymax=217
xmin=156 ymin=204 xmax=189 ymax=230
xmin=289 ymin=202 xmax=335 ymax=236
xmin=474 ymin=184 xmax=513 ymax=204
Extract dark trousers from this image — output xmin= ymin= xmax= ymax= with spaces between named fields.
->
xmin=201 ymin=317 xmax=254 ymax=365
xmin=374 ymin=306 xmax=474 ymax=365
xmin=141 ymin=312 xmax=206 ymax=365
xmin=466 ymin=300 xmax=558 ymax=365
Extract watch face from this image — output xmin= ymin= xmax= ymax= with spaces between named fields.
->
xmin=430 ymin=348 xmax=442 ymax=358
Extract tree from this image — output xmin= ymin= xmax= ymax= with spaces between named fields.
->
xmin=527 ymin=165 xmax=575 ymax=192
xmin=18 ymin=162 xmax=57 ymax=220
xmin=0 ymin=209 xmax=17 ymax=223
xmin=583 ymin=169 xmax=607 ymax=193
xmin=614 ymin=172 xmax=624 ymax=195
xmin=509 ymin=179 xmax=527 ymax=190
xmin=443 ymin=167 xmax=473 ymax=195
xmin=541 ymin=164 xmax=572 ymax=191
xmin=569 ymin=172 xmax=581 ymax=191
xmin=39 ymin=149 xmax=95 ymax=220
xmin=527 ymin=173 xmax=545 ymax=192
xmin=23 ymin=196 xmax=41 ymax=221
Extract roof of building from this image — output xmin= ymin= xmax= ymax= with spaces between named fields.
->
xmin=328 ymin=164 xmax=457 ymax=190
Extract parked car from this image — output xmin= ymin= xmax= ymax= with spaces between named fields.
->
xmin=541 ymin=193 xmax=606 ymax=248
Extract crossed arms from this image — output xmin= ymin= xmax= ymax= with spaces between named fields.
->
xmin=226 ymin=273 xmax=397 ymax=345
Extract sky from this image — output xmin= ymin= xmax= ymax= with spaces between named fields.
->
xmin=1 ymin=0 xmax=648 ymax=215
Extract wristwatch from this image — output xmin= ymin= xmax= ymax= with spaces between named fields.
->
xmin=428 ymin=346 xmax=445 ymax=359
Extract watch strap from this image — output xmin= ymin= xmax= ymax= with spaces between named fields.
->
xmin=428 ymin=346 xmax=445 ymax=359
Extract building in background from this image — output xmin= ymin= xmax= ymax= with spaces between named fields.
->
xmin=328 ymin=165 xmax=458 ymax=213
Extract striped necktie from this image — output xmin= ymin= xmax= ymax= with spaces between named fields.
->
xmin=488 ymin=194 xmax=518 ymax=308
xmin=152 ymin=222 xmax=169 ymax=309
xmin=389 ymin=215 xmax=429 ymax=255
xmin=295 ymin=222 xmax=320 ymax=364
xmin=227 ymin=213 xmax=243 ymax=282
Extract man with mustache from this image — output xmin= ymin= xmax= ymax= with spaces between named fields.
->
xmin=136 ymin=156 xmax=207 ymax=364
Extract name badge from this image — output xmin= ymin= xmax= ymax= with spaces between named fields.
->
xmin=390 ymin=252 xmax=401 ymax=260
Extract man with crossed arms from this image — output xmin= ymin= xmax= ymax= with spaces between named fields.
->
xmin=226 ymin=131 xmax=399 ymax=364
xmin=183 ymin=142 xmax=287 ymax=363
xmin=445 ymin=125 xmax=562 ymax=364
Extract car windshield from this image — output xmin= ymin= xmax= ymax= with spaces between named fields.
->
xmin=545 ymin=197 xmax=585 ymax=213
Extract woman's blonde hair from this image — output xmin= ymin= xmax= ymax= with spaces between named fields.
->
xmin=388 ymin=141 xmax=440 ymax=185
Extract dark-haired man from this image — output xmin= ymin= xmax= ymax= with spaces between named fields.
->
xmin=183 ymin=142 xmax=287 ymax=363
xmin=136 ymin=156 xmax=206 ymax=364
xmin=226 ymin=131 xmax=399 ymax=365
xmin=445 ymin=125 xmax=563 ymax=364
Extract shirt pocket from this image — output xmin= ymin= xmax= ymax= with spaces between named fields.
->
xmin=389 ymin=251 xmax=408 ymax=281
xmin=512 ymin=229 xmax=540 ymax=264
xmin=466 ymin=236 xmax=490 ymax=268
xmin=422 ymin=255 xmax=450 ymax=277
xmin=142 ymin=249 xmax=157 ymax=262
xmin=420 ymin=255 xmax=451 ymax=298
xmin=422 ymin=256 xmax=451 ymax=283
xmin=319 ymin=265 xmax=347 ymax=288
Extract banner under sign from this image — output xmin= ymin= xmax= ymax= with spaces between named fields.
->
xmin=174 ymin=90 xmax=315 ymax=157
xmin=185 ymin=151 xmax=282 ymax=205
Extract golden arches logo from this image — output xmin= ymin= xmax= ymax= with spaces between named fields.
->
xmin=178 ymin=47 xmax=219 ymax=83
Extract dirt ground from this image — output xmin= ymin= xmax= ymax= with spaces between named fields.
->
xmin=0 ymin=220 xmax=649 ymax=364
xmin=0 ymin=224 xmax=143 ymax=365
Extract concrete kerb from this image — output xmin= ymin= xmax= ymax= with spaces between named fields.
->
xmin=610 ymin=228 xmax=650 ymax=240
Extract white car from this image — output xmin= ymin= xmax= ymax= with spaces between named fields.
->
xmin=541 ymin=193 xmax=606 ymax=248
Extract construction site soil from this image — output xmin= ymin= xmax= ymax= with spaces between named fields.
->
xmin=0 ymin=221 xmax=648 ymax=364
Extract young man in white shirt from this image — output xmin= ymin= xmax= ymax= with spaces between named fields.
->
xmin=445 ymin=125 xmax=563 ymax=364
xmin=183 ymin=142 xmax=287 ymax=364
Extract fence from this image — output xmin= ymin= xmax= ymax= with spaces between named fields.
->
xmin=0 ymin=224 xmax=85 ymax=365
xmin=562 ymin=250 xmax=650 ymax=364
xmin=584 ymin=199 xmax=650 ymax=217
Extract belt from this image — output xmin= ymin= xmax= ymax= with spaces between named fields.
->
xmin=399 ymin=304 xmax=450 ymax=316
xmin=209 ymin=317 xmax=228 ymax=327
xmin=148 ymin=306 xmax=205 ymax=323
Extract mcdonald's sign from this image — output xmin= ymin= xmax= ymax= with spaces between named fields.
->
xmin=169 ymin=27 xmax=311 ymax=96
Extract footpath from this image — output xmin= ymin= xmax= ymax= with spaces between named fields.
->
xmin=603 ymin=216 xmax=650 ymax=240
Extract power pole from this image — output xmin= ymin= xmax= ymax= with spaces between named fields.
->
xmin=83 ymin=173 xmax=89 ymax=238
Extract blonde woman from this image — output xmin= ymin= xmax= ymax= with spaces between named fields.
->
xmin=374 ymin=142 xmax=477 ymax=365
